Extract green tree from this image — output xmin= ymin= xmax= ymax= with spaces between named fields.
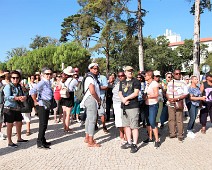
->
xmin=0 ymin=62 xmax=7 ymax=71
xmin=61 ymin=0 xmax=131 ymax=75
xmin=53 ymin=42 xmax=91 ymax=73
xmin=143 ymin=36 xmax=180 ymax=75
xmin=30 ymin=35 xmax=60 ymax=49
xmin=60 ymin=14 xmax=100 ymax=48
xmin=6 ymin=47 xmax=28 ymax=60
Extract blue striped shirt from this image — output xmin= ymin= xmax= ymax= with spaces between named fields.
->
xmin=30 ymin=79 xmax=53 ymax=107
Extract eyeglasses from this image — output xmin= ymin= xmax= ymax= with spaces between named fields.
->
xmin=44 ymin=73 xmax=52 ymax=75
xmin=92 ymin=67 xmax=98 ymax=70
xmin=57 ymin=75 xmax=61 ymax=78
xmin=175 ymin=73 xmax=181 ymax=75
xmin=167 ymin=77 xmax=172 ymax=78
xmin=11 ymin=77 xmax=20 ymax=80
xmin=118 ymin=75 xmax=125 ymax=77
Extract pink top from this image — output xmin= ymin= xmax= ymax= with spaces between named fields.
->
xmin=145 ymin=80 xmax=159 ymax=105
xmin=54 ymin=86 xmax=61 ymax=100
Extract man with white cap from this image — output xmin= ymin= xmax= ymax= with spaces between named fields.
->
xmin=119 ymin=66 xmax=141 ymax=153
xmin=81 ymin=63 xmax=101 ymax=147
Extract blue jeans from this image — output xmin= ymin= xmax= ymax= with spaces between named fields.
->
xmin=187 ymin=103 xmax=198 ymax=130
xmin=145 ymin=103 xmax=159 ymax=129
xmin=160 ymin=105 xmax=168 ymax=125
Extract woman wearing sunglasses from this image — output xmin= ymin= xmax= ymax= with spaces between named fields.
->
xmin=3 ymin=70 xmax=28 ymax=148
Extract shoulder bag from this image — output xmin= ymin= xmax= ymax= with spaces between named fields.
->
xmin=173 ymin=80 xmax=184 ymax=110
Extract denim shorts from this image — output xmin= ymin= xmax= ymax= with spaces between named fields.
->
xmin=145 ymin=103 xmax=159 ymax=128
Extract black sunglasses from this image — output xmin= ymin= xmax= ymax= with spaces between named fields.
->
xmin=175 ymin=73 xmax=181 ymax=75
xmin=45 ymin=73 xmax=52 ymax=75
xmin=11 ymin=77 xmax=20 ymax=80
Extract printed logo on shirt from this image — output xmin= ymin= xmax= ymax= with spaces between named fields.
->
xmin=205 ymin=88 xmax=212 ymax=102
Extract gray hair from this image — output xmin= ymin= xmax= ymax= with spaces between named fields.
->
xmin=41 ymin=67 xmax=52 ymax=74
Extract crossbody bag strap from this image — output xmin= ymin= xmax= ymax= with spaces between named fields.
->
xmin=172 ymin=80 xmax=174 ymax=99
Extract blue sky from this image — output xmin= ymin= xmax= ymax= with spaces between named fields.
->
xmin=0 ymin=0 xmax=212 ymax=62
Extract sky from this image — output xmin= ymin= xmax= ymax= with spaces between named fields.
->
xmin=0 ymin=0 xmax=212 ymax=62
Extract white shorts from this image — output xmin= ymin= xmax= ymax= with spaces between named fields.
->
xmin=22 ymin=113 xmax=31 ymax=123
xmin=113 ymin=103 xmax=122 ymax=127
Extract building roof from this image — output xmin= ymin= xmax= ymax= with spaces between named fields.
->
xmin=169 ymin=37 xmax=212 ymax=47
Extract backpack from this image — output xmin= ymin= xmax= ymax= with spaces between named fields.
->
xmin=60 ymin=79 xmax=73 ymax=98
xmin=75 ymin=75 xmax=94 ymax=103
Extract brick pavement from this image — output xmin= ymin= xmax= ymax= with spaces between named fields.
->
xmin=0 ymin=113 xmax=212 ymax=170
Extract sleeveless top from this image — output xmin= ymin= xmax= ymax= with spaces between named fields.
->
xmin=203 ymin=81 xmax=212 ymax=102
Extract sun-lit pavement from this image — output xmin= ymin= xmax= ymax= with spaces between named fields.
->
xmin=0 ymin=112 xmax=212 ymax=170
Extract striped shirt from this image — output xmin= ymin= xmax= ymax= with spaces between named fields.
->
xmin=30 ymin=78 xmax=53 ymax=107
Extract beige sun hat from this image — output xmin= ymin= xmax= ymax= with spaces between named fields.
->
xmin=63 ymin=66 xmax=76 ymax=76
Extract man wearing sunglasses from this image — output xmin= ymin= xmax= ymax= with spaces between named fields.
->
xmin=30 ymin=67 xmax=53 ymax=149
xmin=166 ymin=69 xmax=188 ymax=142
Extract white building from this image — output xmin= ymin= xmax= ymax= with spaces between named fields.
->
xmin=164 ymin=29 xmax=181 ymax=43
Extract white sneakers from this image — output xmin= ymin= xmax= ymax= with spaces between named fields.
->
xmin=0 ymin=132 xmax=6 ymax=140
xmin=187 ymin=131 xmax=196 ymax=139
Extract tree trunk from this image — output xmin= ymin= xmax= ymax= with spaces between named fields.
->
xmin=138 ymin=0 xmax=144 ymax=71
xmin=106 ymin=49 xmax=109 ymax=76
xmin=193 ymin=0 xmax=200 ymax=78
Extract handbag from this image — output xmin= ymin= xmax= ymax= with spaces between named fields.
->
xmin=60 ymin=79 xmax=72 ymax=98
xmin=19 ymin=95 xmax=34 ymax=113
xmin=173 ymin=80 xmax=184 ymax=110
xmin=42 ymin=99 xmax=57 ymax=110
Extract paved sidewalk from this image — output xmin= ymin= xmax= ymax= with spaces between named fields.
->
xmin=0 ymin=114 xmax=212 ymax=170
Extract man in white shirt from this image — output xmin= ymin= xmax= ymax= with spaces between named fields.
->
xmin=81 ymin=63 xmax=101 ymax=147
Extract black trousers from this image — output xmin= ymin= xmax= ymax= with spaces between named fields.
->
xmin=106 ymin=96 xmax=113 ymax=121
xmin=200 ymin=102 xmax=212 ymax=126
xmin=36 ymin=106 xmax=50 ymax=145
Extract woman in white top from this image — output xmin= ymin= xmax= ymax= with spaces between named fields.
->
xmin=143 ymin=71 xmax=160 ymax=148
xmin=60 ymin=66 xmax=78 ymax=132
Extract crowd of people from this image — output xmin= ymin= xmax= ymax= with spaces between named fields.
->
xmin=0 ymin=63 xmax=212 ymax=153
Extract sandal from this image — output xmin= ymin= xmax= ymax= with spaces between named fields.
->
xmin=201 ymin=129 xmax=206 ymax=134
xmin=26 ymin=132 xmax=31 ymax=136
xmin=88 ymin=142 xmax=101 ymax=147
xmin=84 ymin=138 xmax=96 ymax=143
xmin=64 ymin=129 xmax=73 ymax=133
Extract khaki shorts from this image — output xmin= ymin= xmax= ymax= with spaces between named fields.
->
xmin=121 ymin=108 xmax=139 ymax=129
